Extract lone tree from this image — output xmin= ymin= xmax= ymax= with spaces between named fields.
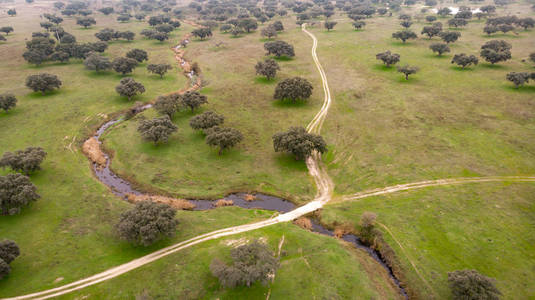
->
xmin=429 ymin=43 xmax=450 ymax=56
xmin=154 ymin=94 xmax=180 ymax=117
xmin=272 ymin=20 xmax=284 ymax=31
xmin=272 ymin=127 xmax=327 ymax=160
xmin=264 ymin=40 xmax=295 ymax=58
xmin=0 ymin=147 xmax=47 ymax=174
xmin=397 ymin=65 xmax=419 ymax=80
xmin=137 ymin=116 xmax=177 ymax=144
xmin=191 ymin=28 xmax=212 ymax=40
xmin=84 ymin=53 xmax=111 ymax=72
xmin=155 ymin=24 xmax=174 ymax=34
xmin=150 ymin=32 xmax=169 ymax=42
xmin=506 ymin=72 xmax=532 ymax=88
xmin=7 ymin=9 xmax=16 ymax=16
xmin=189 ymin=111 xmax=224 ymax=131
xmin=116 ymin=201 xmax=178 ymax=246
xmin=0 ymin=26 xmax=14 ymax=35
xmin=112 ymin=57 xmax=138 ymax=75
xmin=255 ymin=58 xmax=280 ymax=80
xmin=392 ymin=30 xmax=417 ymax=43
xmin=426 ymin=15 xmax=437 ymax=22
xmin=480 ymin=40 xmax=512 ymax=64
xmin=147 ymin=63 xmax=172 ymax=78
xmin=324 ymin=21 xmax=337 ymax=31
xmin=448 ymin=270 xmax=501 ymax=300
xmin=274 ymin=77 xmax=313 ymax=102
xmin=352 ymin=21 xmax=366 ymax=30
xmin=451 ymin=54 xmax=479 ymax=69
xmin=448 ymin=18 xmax=467 ymax=28
xmin=261 ymin=26 xmax=277 ymax=39
xmin=179 ymin=91 xmax=208 ymax=112
xmin=126 ymin=48 xmax=148 ymax=63
xmin=376 ymin=50 xmax=400 ymax=67
xmin=76 ymin=16 xmax=96 ymax=28
xmin=115 ymin=77 xmax=145 ymax=101
xmin=239 ymin=18 xmax=258 ymax=33
xmin=0 ymin=93 xmax=17 ymax=113
xmin=421 ymin=25 xmax=442 ymax=39
xmin=211 ymin=241 xmax=279 ymax=288
xmin=205 ymin=126 xmax=243 ymax=155
xmin=0 ymin=240 xmax=20 ymax=279
xmin=400 ymin=20 xmax=413 ymax=28
xmin=25 ymin=73 xmax=62 ymax=95
xmin=439 ymin=31 xmax=461 ymax=43
xmin=0 ymin=173 xmax=40 ymax=215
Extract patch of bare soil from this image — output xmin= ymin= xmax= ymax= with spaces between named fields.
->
xmin=293 ymin=217 xmax=312 ymax=230
xmin=126 ymin=194 xmax=196 ymax=210
xmin=82 ymin=137 xmax=106 ymax=168
xmin=214 ymin=199 xmax=234 ymax=207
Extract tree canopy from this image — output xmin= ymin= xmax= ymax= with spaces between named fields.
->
xmin=25 ymin=73 xmax=62 ymax=95
xmin=112 ymin=57 xmax=138 ymax=75
xmin=0 ymin=93 xmax=17 ymax=113
xmin=264 ymin=40 xmax=295 ymax=57
xmin=115 ymin=77 xmax=145 ymax=100
xmin=272 ymin=127 xmax=327 ymax=160
xmin=451 ymin=53 xmax=479 ymax=68
xmin=274 ymin=77 xmax=313 ymax=102
xmin=147 ymin=63 xmax=172 ymax=78
xmin=480 ymin=40 xmax=512 ymax=64
xmin=137 ymin=116 xmax=177 ymax=144
xmin=448 ymin=270 xmax=501 ymax=300
xmin=189 ymin=111 xmax=224 ymax=131
xmin=205 ymin=126 xmax=243 ymax=155
xmin=0 ymin=147 xmax=47 ymax=174
xmin=376 ymin=50 xmax=400 ymax=67
xmin=179 ymin=91 xmax=208 ymax=112
xmin=255 ymin=58 xmax=280 ymax=80
xmin=0 ymin=173 xmax=40 ymax=215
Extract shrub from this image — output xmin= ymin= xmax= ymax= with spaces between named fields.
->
xmin=448 ymin=270 xmax=501 ymax=300
xmin=0 ymin=174 xmax=40 ymax=215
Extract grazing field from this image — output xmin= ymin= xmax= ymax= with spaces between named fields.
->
xmin=322 ymin=183 xmax=535 ymax=299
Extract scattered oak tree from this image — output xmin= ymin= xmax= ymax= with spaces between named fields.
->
xmin=0 ymin=147 xmax=47 ymax=174
xmin=397 ymin=65 xmax=419 ymax=80
xmin=264 ymin=40 xmax=295 ymax=58
xmin=352 ymin=21 xmax=366 ymax=30
xmin=189 ymin=111 xmax=224 ymax=131
xmin=448 ymin=18 xmax=468 ymax=28
xmin=429 ymin=43 xmax=450 ymax=56
xmin=448 ymin=270 xmax=501 ymax=300
xmin=392 ymin=30 xmax=417 ymax=43
xmin=0 ymin=26 xmax=14 ymax=35
xmin=376 ymin=50 xmax=400 ymax=67
xmin=451 ymin=53 xmax=479 ymax=68
xmin=115 ymin=77 xmax=145 ymax=100
xmin=154 ymin=94 xmax=180 ymax=117
xmin=0 ymin=93 xmax=17 ymax=113
xmin=261 ymin=25 xmax=277 ymax=39
xmin=205 ymin=126 xmax=243 ymax=155
xmin=76 ymin=16 xmax=96 ymax=28
xmin=191 ymin=28 xmax=212 ymax=40
xmin=274 ymin=77 xmax=313 ymax=102
xmin=325 ymin=21 xmax=337 ymax=31
xmin=84 ymin=53 xmax=112 ymax=72
xmin=210 ymin=241 xmax=279 ymax=288
xmin=126 ymin=48 xmax=148 ymax=63
xmin=480 ymin=40 xmax=512 ymax=64
xmin=421 ymin=25 xmax=442 ymax=39
xmin=0 ymin=173 xmax=40 ymax=215
xmin=179 ymin=91 xmax=207 ymax=112
xmin=25 ymin=73 xmax=62 ymax=95
xmin=439 ymin=31 xmax=461 ymax=43
xmin=147 ymin=63 xmax=172 ymax=78
xmin=112 ymin=57 xmax=138 ymax=75
xmin=506 ymin=72 xmax=533 ymax=88
xmin=0 ymin=240 xmax=20 ymax=279
xmin=116 ymin=201 xmax=178 ymax=246
xmin=255 ymin=58 xmax=280 ymax=80
xmin=137 ymin=116 xmax=177 ymax=144
xmin=272 ymin=127 xmax=327 ymax=160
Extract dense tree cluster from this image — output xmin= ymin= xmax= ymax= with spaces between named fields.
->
xmin=451 ymin=53 xmax=479 ymax=69
xmin=0 ymin=240 xmax=20 ymax=279
xmin=205 ymin=126 xmax=243 ymax=155
xmin=112 ymin=57 xmax=139 ymax=75
xmin=480 ymin=40 xmax=512 ymax=64
xmin=126 ymin=48 xmax=148 ymax=63
xmin=211 ymin=241 xmax=279 ymax=287
xmin=272 ymin=127 xmax=327 ymax=160
xmin=116 ymin=201 xmax=178 ymax=246
xmin=84 ymin=53 xmax=112 ymax=72
xmin=506 ymin=72 xmax=535 ymax=88
xmin=179 ymin=91 xmax=208 ymax=112
xmin=0 ymin=173 xmax=40 ymax=215
xmin=190 ymin=111 xmax=224 ymax=131
xmin=25 ymin=73 xmax=62 ymax=94
xmin=95 ymin=28 xmax=135 ymax=42
xmin=0 ymin=147 xmax=47 ymax=174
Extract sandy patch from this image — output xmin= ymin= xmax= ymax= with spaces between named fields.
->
xmin=126 ymin=194 xmax=196 ymax=210
xmin=82 ymin=137 xmax=106 ymax=167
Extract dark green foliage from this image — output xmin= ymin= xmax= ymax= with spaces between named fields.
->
xmin=126 ymin=48 xmax=148 ymax=62
xmin=99 ymin=7 xmax=114 ymax=15
xmin=189 ymin=111 xmax=224 ymax=131
xmin=274 ymin=77 xmax=313 ymax=101
xmin=437 ymin=7 xmax=451 ymax=16
xmin=426 ymin=15 xmax=437 ymax=22
xmin=400 ymin=20 xmax=412 ymax=28
xmin=60 ymin=33 xmax=76 ymax=43
xmin=421 ymin=24 xmax=442 ymax=38
xmin=272 ymin=127 xmax=327 ymax=160
xmin=0 ymin=35 xmax=5 ymax=42
xmin=151 ymin=32 xmax=169 ymax=42
xmin=483 ymin=25 xmax=498 ymax=35
xmin=529 ymin=52 xmax=535 ymax=66
xmin=84 ymin=53 xmax=111 ymax=72
xmin=26 ymin=36 xmax=55 ymax=56
xmin=210 ymin=241 xmax=279 ymax=287
xmin=455 ymin=10 xmax=472 ymax=19
xmin=44 ymin=13 xmax=63 ymax=25
xmin=0 ymin=147 xmax=47 ymax=174
xmin=397 ymin=65 xmax=419 ymax=80
xmin=448 ymin=18 xmax=468 ymax=28
xmin=392 ymin=30 xmax=417 ymax=43
xmin=155 ymin=24 xmax=174 ymax=33
xmin=219 ymin=24 xmax=232 ymax=32
xmin=112 ymin=57 xmax=138 ymax=75
xmin=22 ymin=50 xmax=48 ymax=65
xmin=179 ymin=91 xmax=208 ymax=112
xmin=359 ymin=212 xmax=378 ymax=243
xmin=448 ymin=270 xmax=501 ymax=300
xmin=7 ymin=9 xmax=16 ymax=16
xmin=0 ymin=259 xmax=10 ymax=279
xmin=429 ymin=43 xmax=450 ymax=56
xmin=147 ymin=63 xmax=172 ymax=78
xmin=451 ymin=53 xmax=478 ymax=68
xmin=506 ymin=72 xmax=532 ymax=88
xmin=76 ymin=16 xmax=96 ymax=28
xmin=205 ymin=126 xmax=243 ymax=155
xmin=264 ymin=40 xmax=294 ymax=57
xmin=352 ymin=21 xmax=366 ymax=29
xmin=49 ymin=51 xmax=70 ymax=63
xmin=0 ymin=240 xmax=20 ymax=264
xmin=116 ymin=201 xmax=178 ymax=246
xmin=255 ymin=58 xmax=280 ymax=80
xmin=261 ymin=25 xmax=277 ymax=39
xmin=61 ymin=9 xmax=76 ymax=16
xmin=115 ymin=77 xmax=145 ymax=100
xmin=271 ymin=20 xmax=284 ymax=31
xmin=517 ymin=17 xmax=534 ymax=30
xmin=25 ymin=73 xmax=62 ymax=94
xmin=53 ymin=2 xmax=65 ymax=9
xmin=137 ymin=116 xmax=177 ymax=144
xmin=119 ymin=31 xmax=135 ymax=41
xmin=325 ymin=21 xmax=337 ymax=31
xmin=439 ymin=31 xmax=461 ymax=43
xmin=376 ymin=50 xmax=400 ymax=67
xmin=154 ymin=94 xmax=180 ymax=117
xmin=480 ymin=40 xmax=512 ymax=64
xmin=95 ymin=28 xmax=115 ymax=41
xmin=0 ymin=93 xmax=17 ymax=112
xmin=117 ymin=14 xmax=130 ymax=22
xmin=192 ymin=28 xmax=212 ymax=40
xmin=0 ymin=26 xmax=14 ymax=35
xmin=0 ymin=173 xmax=40 ymax=215
xmin=480 ymin=5 xmax=496 ymax=13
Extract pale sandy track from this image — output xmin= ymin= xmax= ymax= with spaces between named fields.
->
xmin=341 ymin=176 xmax=535 ymax=201
xmin=4 ymin=23 xmax=334 ymax=300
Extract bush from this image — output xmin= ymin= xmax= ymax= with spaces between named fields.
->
xmin=448 ymin=270 xmax=501 ymax=300
xmin=116 ymin=201 xmax=178 ymax=246
xmin=0 ymin=173 xmax=40 ymax=215
xmin=0 ymin=147 xmax=47 ymax=174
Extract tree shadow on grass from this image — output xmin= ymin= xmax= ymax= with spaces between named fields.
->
xmin=395 ymin=76 xmax=420 ymax=83
xmin=85 ymin=70 xmax=115 ymax=78
xmin=272 ymin=56 xmax=294 ymax=61
xmin=254 ymin=77 xmax=277 ymax=84
xmin=479 ymin=63 xmax=507 ymax=70
xmin=275 ymin=154 xmax=308 ymax=171
xmin=372 ymin=64 xmax=397 ymax=71
xmin=449 ymin=65 xmax=476 ymax=71
xmin=502 ymin=85 xmax=535 ymax=93
xmin=390 ymin=41 xmax=414 ymax=47
xmin=426 ymin=53 xmax=450 ymax=59
xmin=272 ymin=99 xmax=309 ymax=108
xmin=26 ymin=89 xmax=62 ymax=99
